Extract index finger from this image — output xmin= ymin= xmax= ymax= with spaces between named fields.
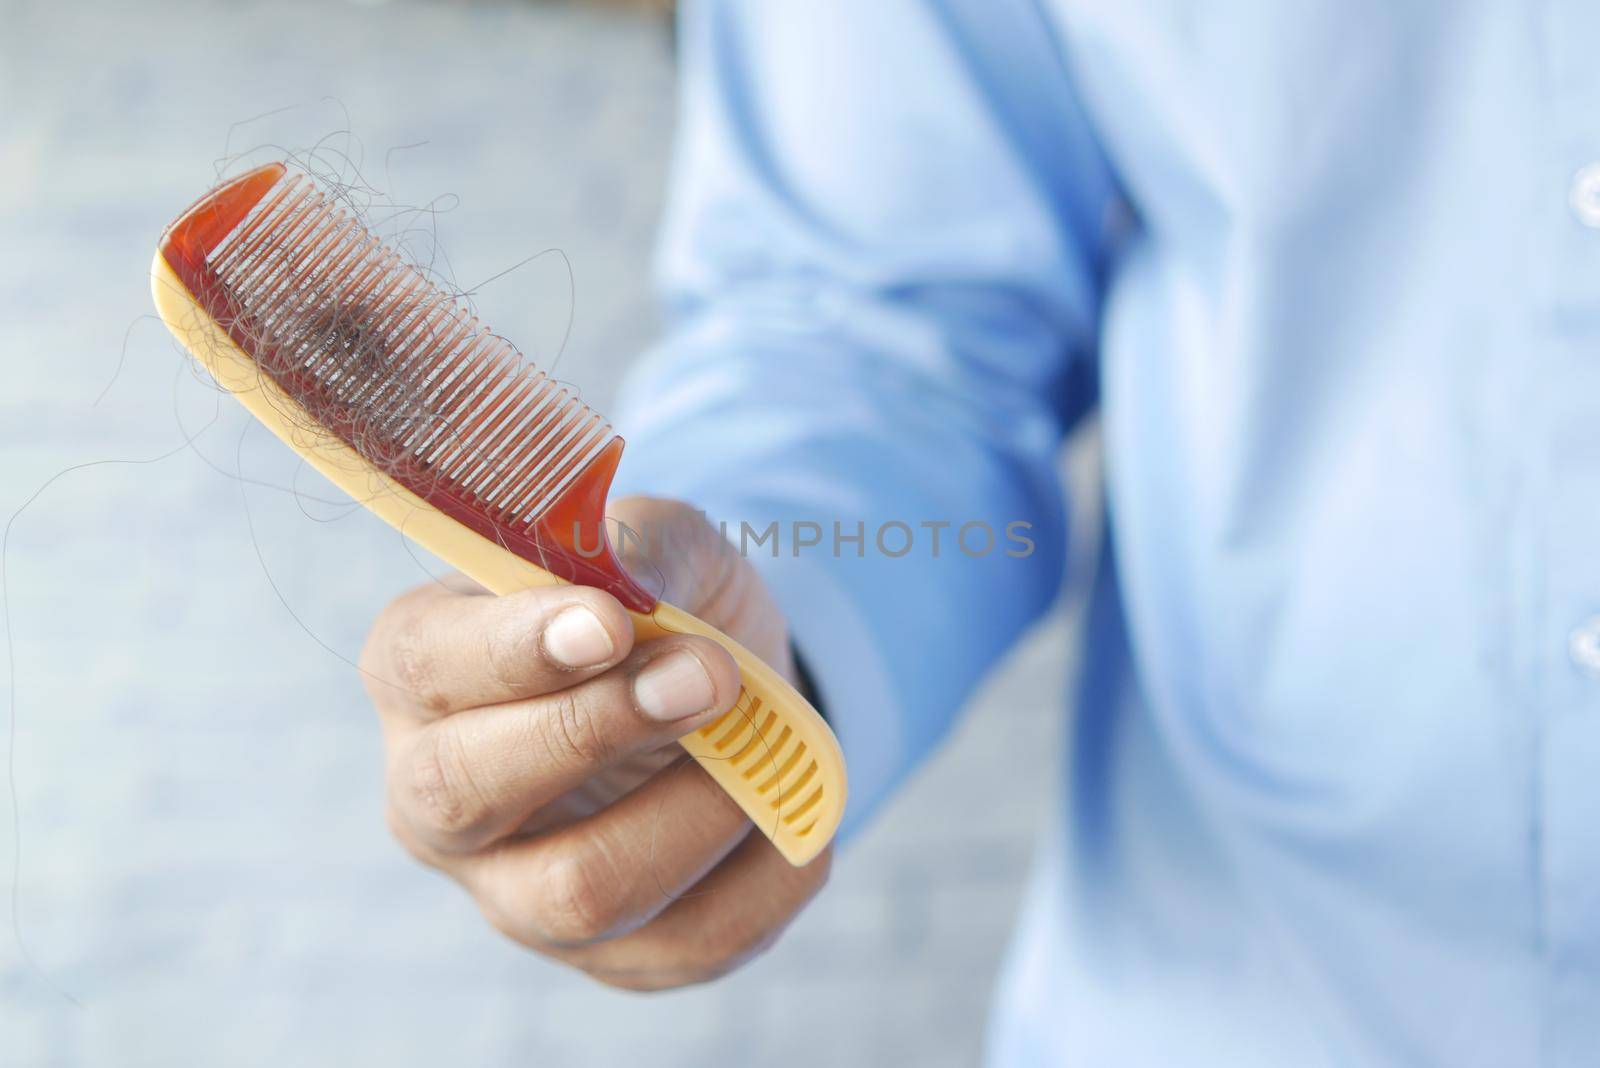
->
xmin=360 ymin=579 xmax=636 ymax=721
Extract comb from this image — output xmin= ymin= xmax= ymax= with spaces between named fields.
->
xmin=150 ymin=162 xmax=844 ymax=865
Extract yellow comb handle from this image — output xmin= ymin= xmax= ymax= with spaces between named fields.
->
xmin=630 ymin=603 xmax=844 ymax=866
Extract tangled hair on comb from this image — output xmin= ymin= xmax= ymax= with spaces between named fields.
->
xmin=205 ymin=122 xmax=561 ymax=447
xmin=182 ymin=129 xmax=494 ymax=472
xmin=285 ymin=296 xmax=446 ymax=458
xmin=162 ymin=137 xmax=655 ymax=611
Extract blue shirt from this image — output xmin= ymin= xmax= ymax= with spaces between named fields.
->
xmin=613 ymin=2 xmax=1600 ymax=1064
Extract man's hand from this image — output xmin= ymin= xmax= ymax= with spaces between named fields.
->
xmin=360 ymin=497 xmax=830 ymax=990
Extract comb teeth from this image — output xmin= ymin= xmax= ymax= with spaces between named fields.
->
xmin=197 ymin=177 xmax=616 ymax=533
xmin=159 ymin=164 xmax=653 ymax=611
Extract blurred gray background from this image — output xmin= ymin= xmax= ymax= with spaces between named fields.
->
xmin=0 ymin=1 xmax=1094 ymax=1064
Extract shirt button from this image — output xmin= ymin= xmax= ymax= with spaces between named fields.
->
xmin=1570 ymin=617 xmax=1600 ymax=676
xmin=1570 ymin=164 xmax=1600 ymax=228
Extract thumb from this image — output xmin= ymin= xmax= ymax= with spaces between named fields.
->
xmin=607 ymin=496 xmax=739 ymax=617
xmin=605 ymin=496 xmax=795 ymax=678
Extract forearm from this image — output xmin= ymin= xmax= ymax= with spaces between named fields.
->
xmin=614 ymin=0 xmax=1115 ymax=836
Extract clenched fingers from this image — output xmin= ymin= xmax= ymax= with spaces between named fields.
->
xmin=387 ymin=635 xmax=743 ymax=854
xmin=555 ymin=835 xmax=831 ymax=991
xmin=456 ymin=758 xmax=755 ymax=946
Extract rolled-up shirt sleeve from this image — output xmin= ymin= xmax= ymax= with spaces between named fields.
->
xmin=612 ymin=0 xmax=1117 ymax=838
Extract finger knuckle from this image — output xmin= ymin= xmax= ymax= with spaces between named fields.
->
xmin=390 ymin=612 xmax=450 ymax=715
xmin=482 ymin=613 xmax=538 ymax=693
xmin=690 ymin=875 xmax=822 ymax=979
xmin=708 ymin=922 xmax=782 ymax=981
xmin=537 ymin=691 xmax=614 ymax=770
xmin=536 ymin=850 xmax=627 ymax=944
xmin=476 ymin=884 xmax=543 ymax=950
xmin=404 ymin=728 xmax=492 ymax=843
xmin=383 ymin=800 xmax=434 ymax=864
